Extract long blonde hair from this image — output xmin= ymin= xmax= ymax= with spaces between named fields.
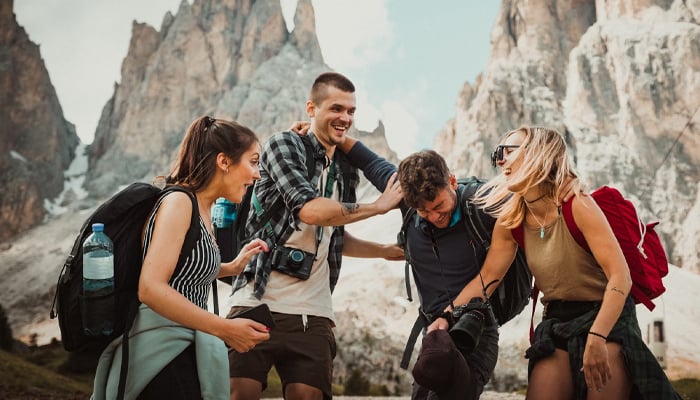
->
xmin=475 ymin=126 xmax=582 ymax=229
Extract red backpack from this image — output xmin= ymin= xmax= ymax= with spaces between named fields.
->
xmin=513 ymin=186 xmax=669 ymax=311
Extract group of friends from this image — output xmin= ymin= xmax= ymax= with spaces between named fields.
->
xmin=92 ymin=72 xmax=680 ymax=400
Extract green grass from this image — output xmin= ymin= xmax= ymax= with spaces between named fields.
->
xmin=673 ymin=378 xmax=700 ymax=400
xmin=0 ymin=348 xmax=92 ymax=399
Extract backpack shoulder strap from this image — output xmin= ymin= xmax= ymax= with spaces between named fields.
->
xmin=512 ymin=225 xmax=525 ymax=248
xmin=398 ymin=208 xmax=418 ymax=302
xmin=561 ymin=197 xmax=590 ymax=252
xmin=162 ymin=186 xmax=200 ymax=259
xmin=299 ymin=134 xmax=317 ymax=177
xmin=120 ymin=184 xmax=199 ymax=399
xmin=457 ymin=177 xmax=490 ymax=250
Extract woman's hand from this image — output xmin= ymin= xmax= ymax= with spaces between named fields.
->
xmin=581 ymin=335 xmax=612 ymax=393
xmin=220 ymin=318 xmax=270 ymax=353
xmin=220 ymin=239 xmax=269 ymax=277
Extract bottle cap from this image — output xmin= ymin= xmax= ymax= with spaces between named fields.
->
xmin=92 ymin=223 xmax=105 ymax=232
xmin=215 ymin=198 xmax=234 ymax=206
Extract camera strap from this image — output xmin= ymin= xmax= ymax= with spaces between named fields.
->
xmin=315 ymin=162 xmax=336 ymax=249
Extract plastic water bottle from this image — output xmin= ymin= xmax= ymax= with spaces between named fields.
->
xmin=212 ymin=198 xmax=236 ymax=262
xmin=212 ymin=198 xmax=236 ymax=229
xmin=82 ymin=223 xmax=115 ymax=336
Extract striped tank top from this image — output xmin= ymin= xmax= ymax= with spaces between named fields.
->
xmin=142 ymin=193 xmax=221 ymax=309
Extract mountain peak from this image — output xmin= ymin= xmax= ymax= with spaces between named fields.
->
xmin=291 ymin=0 xmax=323 ymax=63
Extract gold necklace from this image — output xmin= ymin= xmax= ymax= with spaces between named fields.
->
xmin=525 ymin=202 xmax=551 ymax=239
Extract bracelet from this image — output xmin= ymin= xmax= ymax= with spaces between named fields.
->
xmin=588 ymin=331 xmax=608 ymax=341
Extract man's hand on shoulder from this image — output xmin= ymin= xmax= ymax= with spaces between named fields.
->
xmin=372 ymin=172 xmax=402 ymax=213
xmin=289 ymin=121 xmax=310 ymax=135
xmin=559 ymin=176 xmax=585 ymax=204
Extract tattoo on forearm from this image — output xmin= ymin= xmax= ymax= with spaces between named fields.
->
xmin=341 ymin=203 xmax=359 ymax=215
xmin=610 ymin=287 xmax=626 ymax=296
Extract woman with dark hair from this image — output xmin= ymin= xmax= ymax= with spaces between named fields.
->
xmin=93 ymin=116 xmax=271 ymax=400
xmin=430 ymin=126 xmax=679 ymax=399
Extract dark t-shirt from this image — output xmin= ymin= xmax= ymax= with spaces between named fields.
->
xmin=345 ymin=141 xmax=499 ymax=391
xmin=403 ymin=197 xmax=489 ymax=315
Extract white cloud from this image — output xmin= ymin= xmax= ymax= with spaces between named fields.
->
xmin=380 ymin=100 xmax=419 ymax=159
xmin=312 ymin=0 xmax=392 ymax=70
xmin=352 ymin=89 xmax=382 ymax=133
xmin=282 ymin=0 xmax=418 ymax=157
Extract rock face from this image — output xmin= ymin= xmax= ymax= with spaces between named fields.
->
xmin=86 ymin=0 xmax=331 ymax=197
xmin=434 ymin=0 xmax=700 ymax=272
xmin=0 ymin=0 xmax=79 ymax=242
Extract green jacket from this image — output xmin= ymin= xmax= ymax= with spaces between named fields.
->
xmin=92 ymin=304 xmax=229 ymax=400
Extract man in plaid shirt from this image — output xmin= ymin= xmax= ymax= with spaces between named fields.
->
xmin=228 ymin=72 xmax=404 ymax=400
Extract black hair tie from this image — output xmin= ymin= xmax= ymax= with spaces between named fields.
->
xmin=204 ymin=116 xmax=216 ymax=128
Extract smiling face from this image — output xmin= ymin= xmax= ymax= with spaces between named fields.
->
xmin=501 ymin=130 xmax=526 ymax=178
xmin=307 ymin=85 xmax=356 ymax=148
xmin=415 ymin=180 xmax=458 ymax=229
xmin=224 ymin=142 xmax=261 ymax=203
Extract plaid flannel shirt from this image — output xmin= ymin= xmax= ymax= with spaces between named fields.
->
xmin=526 ymin=297 xmax=680 ymax=399
xmin=231 ymin=131 xmax=359 ymax=299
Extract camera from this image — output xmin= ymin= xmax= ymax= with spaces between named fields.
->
xmin=449 ymin=297 xmax=495 ymax=353
xmin=270 ymin=246 xmax=315 ymax=280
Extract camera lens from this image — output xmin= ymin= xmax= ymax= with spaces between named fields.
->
xmin=449 ymin=309 xmax=485 ymax=353
xmin=289 ymin=249 xmax=305 ymax=264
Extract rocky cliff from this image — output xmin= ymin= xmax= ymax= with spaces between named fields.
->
xmin=0 ymin=0 xmax=79 ymax=242
xmin=434 ymin=0 xmax=700 ymax=272
xmin=85 ymin=0 xmax=333 ymax=196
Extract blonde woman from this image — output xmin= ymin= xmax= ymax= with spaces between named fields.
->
xmin=429 ymin=127 xmax=678 ymax=399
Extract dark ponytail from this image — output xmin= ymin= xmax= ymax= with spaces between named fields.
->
xmin=168 ymin=116 xmax=258 ymax=191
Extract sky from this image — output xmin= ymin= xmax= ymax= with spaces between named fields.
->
xmin=13 ymin=0 xmax=499 ymax=158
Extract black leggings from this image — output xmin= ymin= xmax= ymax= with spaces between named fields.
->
xmin=137 ymin=343 xmax=202 ymax=399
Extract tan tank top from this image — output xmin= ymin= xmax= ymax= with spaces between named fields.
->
xmin=522 ymin=211 xmax=608 ymax=305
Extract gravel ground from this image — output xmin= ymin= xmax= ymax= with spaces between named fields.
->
xmin=269 ymin=392 xmax=525 ymax=400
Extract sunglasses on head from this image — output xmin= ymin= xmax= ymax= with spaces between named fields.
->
xmin=490 ymin=145 xmax=520 ymax=168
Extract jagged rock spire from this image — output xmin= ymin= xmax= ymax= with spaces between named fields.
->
xmin=291 ymin=0 xmax=324 ymax=63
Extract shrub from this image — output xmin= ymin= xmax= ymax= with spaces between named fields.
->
xmin=344 ymin=369 xmax=370 ymax=395
xmin=672 ymin=378 xmax=700 ymax=400
xmin=0 ymin=304 xmax=13 ymax=351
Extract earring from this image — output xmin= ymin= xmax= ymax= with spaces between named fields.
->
xmin=225 ymin=168 xmax=229 ymax=174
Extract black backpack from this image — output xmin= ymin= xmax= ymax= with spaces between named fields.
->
xmin=49 ymin=182 xmax=199 ymax=397
xmin=398 ymin=176 xmax=533 ymax=368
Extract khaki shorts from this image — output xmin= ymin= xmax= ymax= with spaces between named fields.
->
xmin=227 ymin=307 xmax=336 ymax=399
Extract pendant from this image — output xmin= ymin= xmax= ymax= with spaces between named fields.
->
xmin=539 ymin=226 xmax=545 ymax=239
